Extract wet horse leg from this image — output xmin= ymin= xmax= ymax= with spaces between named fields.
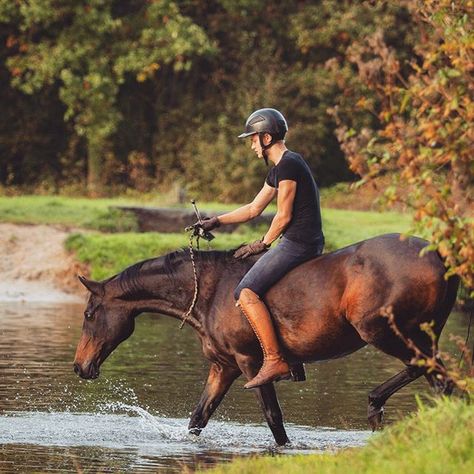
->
xmin=367 ymin=365 xmax=425 ymax=430
xmin=424 ymin=357 xmax=454 ymax=395
xmin=188 ymin=363 xmax=241 ymax=436
xmin=237 ymin=355 xmax=289 ymax=445
xmin=253 ymin=383 xmax=289 ymax=445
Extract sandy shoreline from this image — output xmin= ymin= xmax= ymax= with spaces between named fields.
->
xmin=0 ymin=223 xmax=86 ymax=303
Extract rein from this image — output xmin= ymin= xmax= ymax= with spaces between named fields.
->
xmin=179 ymin=233 xmax=201 ymax=330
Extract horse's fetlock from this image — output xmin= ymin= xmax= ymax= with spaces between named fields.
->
xmin=188 ymin=427 xmax=202 ymax=436
xmin=368 ymin=394 xmax=382 ymax=409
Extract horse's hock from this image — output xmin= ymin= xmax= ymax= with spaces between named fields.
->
xmin=114 ymin=206 xmax=275 ymax=233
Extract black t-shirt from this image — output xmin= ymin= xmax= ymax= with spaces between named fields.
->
xmin=266 ymin=150 xmax=324 ymax=246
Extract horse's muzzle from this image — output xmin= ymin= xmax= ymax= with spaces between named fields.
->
xmin=73 ymin=360 xmax=100 ymax=380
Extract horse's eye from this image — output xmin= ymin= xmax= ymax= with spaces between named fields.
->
xmin=84 ymin=311 xmax=94 ymax=321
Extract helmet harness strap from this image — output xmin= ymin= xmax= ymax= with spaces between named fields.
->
xmin=258 ymin=133 xmax=277 ymax=167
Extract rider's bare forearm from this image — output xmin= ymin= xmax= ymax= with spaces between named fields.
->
xmin=263 ymin=212 xmax=291 ymax=245
xmin=218 ymin=204 xmax=256 ymax=225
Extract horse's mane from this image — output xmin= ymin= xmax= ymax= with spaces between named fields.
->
xmin=109 ymin=248 xmax=242 ymax=296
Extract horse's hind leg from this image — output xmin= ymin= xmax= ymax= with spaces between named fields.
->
xmin=368 ymin=365 xmax=425 ymax=430
xmin=424 ymin=357 xmax=454 ymax=395
xmin=188 ymin=363 xmax=241 ymax=436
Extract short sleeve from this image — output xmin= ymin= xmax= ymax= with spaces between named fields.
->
xmin=266 ymin=167 xmax=277 ymax=188
xmin=277 ymin=157 xmax=299 ymax=182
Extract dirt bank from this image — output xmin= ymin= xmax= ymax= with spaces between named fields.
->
xmin=0 ymin=223 xmax=87 ymax=303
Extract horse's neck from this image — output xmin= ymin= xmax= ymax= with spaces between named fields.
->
xmin=125 ymin=255 xmax=220 ymax=334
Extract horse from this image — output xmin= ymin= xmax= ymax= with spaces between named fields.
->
xmin=73 ymin=233 xmax=459 ymax=445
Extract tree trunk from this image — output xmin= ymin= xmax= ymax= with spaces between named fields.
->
xmin=87 ymin=136 xmax=104 ymax=197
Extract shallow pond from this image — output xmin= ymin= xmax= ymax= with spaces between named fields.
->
xmin=0 ymin=302 xmax=469 ymax=472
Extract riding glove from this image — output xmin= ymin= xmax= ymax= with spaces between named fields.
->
xmin=196 ymin=216 xmax=220 ymax=231
xmin=234 ymin=239 xmax=270 ymax=259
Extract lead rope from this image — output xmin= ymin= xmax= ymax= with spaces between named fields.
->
xmin=179 ymin=233 xmax=200 ymax=329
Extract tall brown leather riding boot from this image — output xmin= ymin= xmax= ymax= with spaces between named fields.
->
xmin=237 ymin=288 xmax=291 ymax=389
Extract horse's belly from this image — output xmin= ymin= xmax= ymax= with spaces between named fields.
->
xmin=279 ymin=313 xmax=366 ymax=362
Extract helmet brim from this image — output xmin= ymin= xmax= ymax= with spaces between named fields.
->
xmin=237 ymin=131 xmax=257 ymax=139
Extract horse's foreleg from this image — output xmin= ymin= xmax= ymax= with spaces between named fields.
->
xmin=188 ymin=363 xmax=241 ymax=436
xmin=367 ymin=365 xmax=425 ymax=431
xmin=253 ymin=383 xmax=289 ymax=446
xmin=237 ymin=356 xmax=289 ymax=446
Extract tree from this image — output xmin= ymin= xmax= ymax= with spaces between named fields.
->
xmin=331 ymin=0 xmax=473 ymax=293
xmin=0 ymin=0 xmax=213 ymax=195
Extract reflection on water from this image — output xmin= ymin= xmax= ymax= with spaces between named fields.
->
xmin=0 ymin=302 xmax=469 ymax=472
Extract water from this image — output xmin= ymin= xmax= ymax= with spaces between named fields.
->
xmin=0 ymin=302 xmax=469 ymax=472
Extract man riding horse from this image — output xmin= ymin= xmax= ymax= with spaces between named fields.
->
xmin=195 ymin=108 xmax=324 ymax=389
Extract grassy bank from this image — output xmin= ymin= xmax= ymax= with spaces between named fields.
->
xmin=66 ymin=229 xmax=267 ymax=280
xmin=201 ymin=398 xmax=473 ymax=474
xmin=0 ymin=195 xmax=412 ymax=279
xmin=65 ymin=207 xmax=411 ymax=280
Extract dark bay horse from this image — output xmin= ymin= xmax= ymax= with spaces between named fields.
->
xmin=73 ymin=233 xmax=459 ymax=445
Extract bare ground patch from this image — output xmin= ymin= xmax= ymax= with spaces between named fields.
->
xmin=0 ymin=223 xmax=87 ymax=303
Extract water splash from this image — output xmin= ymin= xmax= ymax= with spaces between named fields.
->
xmin=99 ymin=401 xmax=188 ymax=442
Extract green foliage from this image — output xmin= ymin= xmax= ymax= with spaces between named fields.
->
xmin=331 ymin=0 xmax=474 ymax=293
xmin=0 ymin=0 xmax=214 ymax=195
xmin=202 ymin=397 xmax=474 ymax=474
xmin=0 ymin=1 xmax=418 ymax=199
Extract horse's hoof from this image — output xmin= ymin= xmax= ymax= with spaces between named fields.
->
xmin=188 ymin=427 xmax=202 ymax=436
xmin=368 ymin=406 xmax=384 ymax=431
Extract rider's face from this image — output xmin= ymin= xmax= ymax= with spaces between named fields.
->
xmin=250 ymin=133 xmax=271 ymax=159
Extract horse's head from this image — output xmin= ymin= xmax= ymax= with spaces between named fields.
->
xmin=73 ymin=275 xmax=135 ymax=379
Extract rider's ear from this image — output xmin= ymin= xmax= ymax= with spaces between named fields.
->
xmin=78 ymin=275 xmax=104 ymax=296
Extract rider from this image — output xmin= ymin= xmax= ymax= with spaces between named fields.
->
xmin=196 ymin=108 xmax=324 ymax=389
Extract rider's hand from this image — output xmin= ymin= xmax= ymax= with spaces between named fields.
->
xmin=233 ymin=239 xmax=270 ymax=259
xmin=194 ymin=216 xmax=220 ymax=232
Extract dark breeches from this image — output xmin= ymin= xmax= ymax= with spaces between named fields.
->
xmin=234 ymin=236 xmax=323 ymax=300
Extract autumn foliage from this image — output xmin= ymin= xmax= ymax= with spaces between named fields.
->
xmin=331 ymin=0 xmax=473 ymax=293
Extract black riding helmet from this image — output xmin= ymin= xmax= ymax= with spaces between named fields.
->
xmin=238 ymin=108 xmax=288 ymax=165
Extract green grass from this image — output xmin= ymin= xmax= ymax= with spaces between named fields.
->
xmin=0 ymin=194 xmax=263 ymax=227
xmin=0 ymin=195 xmax=412 ymax=279
xmin=66 ymin=208 xmax=412 ymax=281
xmin=66 ymin=228 xmax=266 ymax=280
xmin=201 ymin=397 xmax=473 ymax=474
xmin=0 ymin=195 xmax=141 ymax=231
xmin=322 ymin=208 xmax=412 ymax=251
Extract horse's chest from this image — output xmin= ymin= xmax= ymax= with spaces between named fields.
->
xmin=200 ymin=336 xmax=234 ymax=365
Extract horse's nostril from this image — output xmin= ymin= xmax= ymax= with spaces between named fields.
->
xmin=73 ymin=363 xmax=81 ymax=375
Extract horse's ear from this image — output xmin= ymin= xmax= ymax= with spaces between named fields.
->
xmin=78 ymin=275 xmax=103 ymax=296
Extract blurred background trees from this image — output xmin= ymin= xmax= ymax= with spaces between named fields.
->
xmin=0 ymin=0 xmax=415 ymax=199
xmin=0 ymin=0 xmax=471 ymax=289
xmin=331 ymin=0 xmax=473 ymax=293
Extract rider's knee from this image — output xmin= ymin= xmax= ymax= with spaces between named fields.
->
xmin=233 ymin=285 xmax=242 ymax=302
xmin=235 ymin=287 xmax=260 ymax=306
